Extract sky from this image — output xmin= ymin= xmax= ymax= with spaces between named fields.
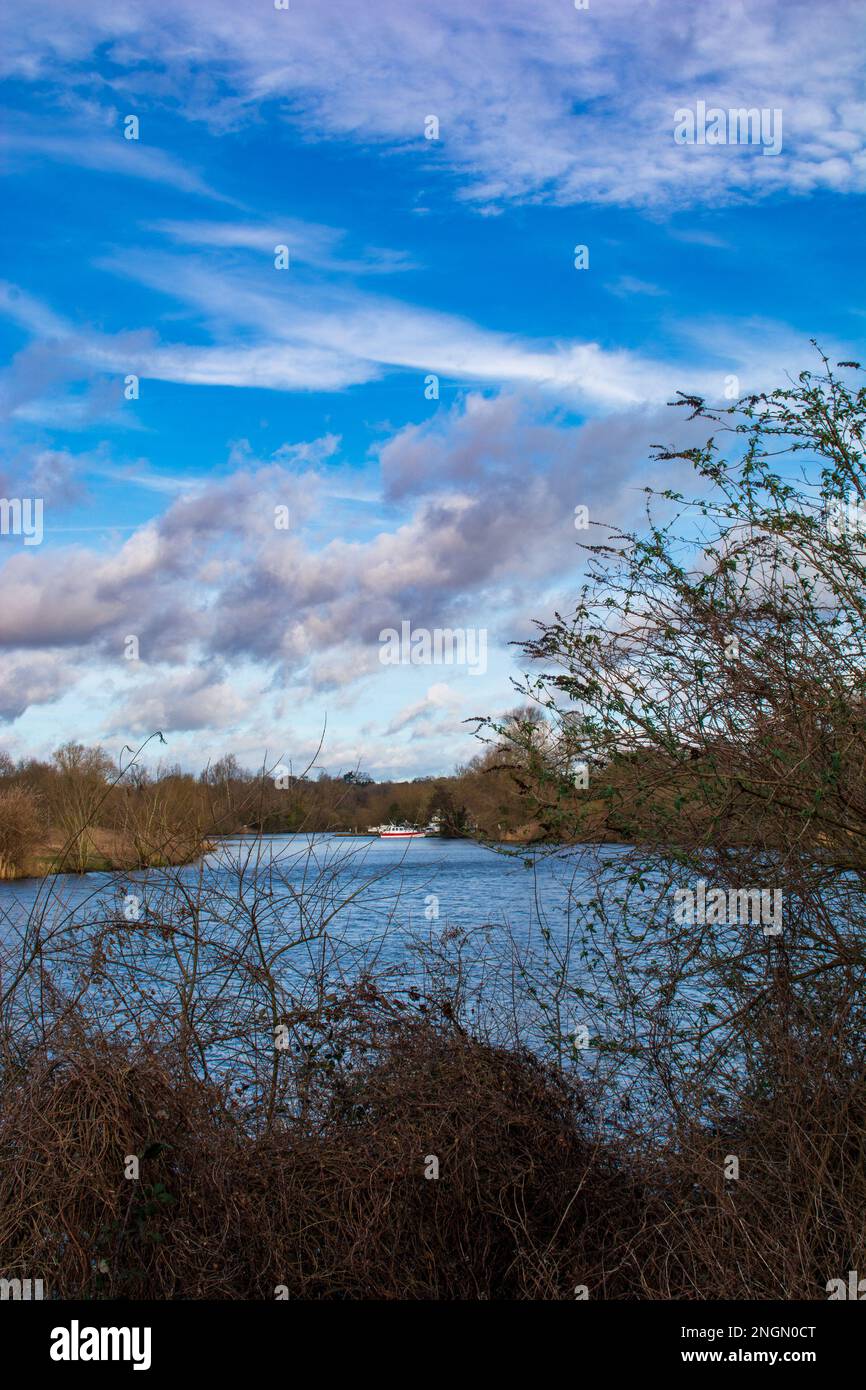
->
xmin=0 ymin=0 xmax=863 ymax=780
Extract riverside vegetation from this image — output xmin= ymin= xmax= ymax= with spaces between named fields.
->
xmin=0 ymin=724 xmax=617 ymax=880
xmin=0 ymin=354 xmax=864 ymax=1299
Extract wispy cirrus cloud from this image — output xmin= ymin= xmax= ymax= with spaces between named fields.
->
xmin=0 ymin=0 xmax=860 ymax=774
xmin=0 ymin=237 xmax=831 ymax=418
xmin=150 ymin=220 xmax=418 ymax=275
xmin=607 ymin=277 xmax=668 ymax=300
xmin=0 ymin=128 xmax=230 ymax=200
xmin=0 ymin=0 xmax=863 ymax=209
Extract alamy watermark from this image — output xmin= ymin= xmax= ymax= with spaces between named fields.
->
xmin=827 ymin=1270 xmax=866 ymax=1299
xmin=50 ymin=1321 xmax=151 ymax=1370
xmin=674 ymin=102 xmax=783 ymax=156
xmin=0 ymin=1277 xmax=43 ymax=1300
xmin=674 ymin=879 xmax=782 ymax=935
xmin=379 ymin=620 xmax=487 ymax=676
xmin=825 ymin=492 xmax=866 ymax=539
xmin=0 ymin=497 xmax=43 ymax=545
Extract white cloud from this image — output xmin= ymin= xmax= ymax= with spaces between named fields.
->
xmin=0 ymin=653 xmax=76 ymax=722
xmin=387 ymin=683 xmax=462 ymax=735
xmin=3 ymin=242 xmax=825 ymax=413
xmin=0 ymin=131 xmax=229 ymax=200
xmin=149 ymin=220 xmax=417 ymax=274
xmin=1 ymin=0 xmax=863 ymax=209
xmin=108 ymin=667 xmax=250 ymax=734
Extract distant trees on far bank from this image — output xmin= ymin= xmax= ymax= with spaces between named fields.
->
xmin=0 ymin=731 xmax=557 ymax=870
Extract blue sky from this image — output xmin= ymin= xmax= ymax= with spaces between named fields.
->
xmin=0 ymin=0 xmax=863 ymax=778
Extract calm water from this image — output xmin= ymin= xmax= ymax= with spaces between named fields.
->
xmin=0 ymin=834 xmax=622 ymax=951
xmin=0 ymin=835 xmax=638 ymax=1077
xmin=0 ymin=836 xmax=736 ymax=1106
xmin=0 ymin=835 xmax=635 ymax=1048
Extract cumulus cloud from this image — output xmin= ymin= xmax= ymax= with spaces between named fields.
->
xmin=108 ymin=666 xmax=250 ymax=735
xmin=0 ymin=653 xmax=76 ymax=722
xmin=1 ymin=0 xmax=857 ymax=775
xmin=386 ymin=683 xmax=463 ymax=736
xmin=0 ymin=395 xmax=707 ymax=733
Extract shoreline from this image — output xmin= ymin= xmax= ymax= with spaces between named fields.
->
xmin=0 ymin=831 xmax=215 ymax=883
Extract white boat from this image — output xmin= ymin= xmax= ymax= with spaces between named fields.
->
xmin=370 ymin=823 xmax=427 ymax=838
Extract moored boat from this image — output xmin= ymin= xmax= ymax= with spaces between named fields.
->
xmin=370 ymin=823 xmax=427 ymax=838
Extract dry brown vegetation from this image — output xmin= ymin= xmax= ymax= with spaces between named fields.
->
xmin=0 ymin=1012 xmax=637 ymax=1299
xmin=0 ymin=787 xmax=43 ymax=879
xmin=0 ymin=742 xmax=531 ymax=875
xmin=0 ymin=968 xmax=861 ymax=1300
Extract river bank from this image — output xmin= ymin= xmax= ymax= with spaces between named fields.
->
xmin=0 ymin=826 xmax=214 ymax=881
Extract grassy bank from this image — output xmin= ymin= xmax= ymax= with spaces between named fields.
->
xmin=0 ymin=827 xmax=213 ymax=880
